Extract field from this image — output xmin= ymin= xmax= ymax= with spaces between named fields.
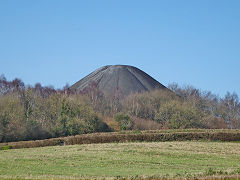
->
xmin=1 ymin=141 xmax=240 ymax=179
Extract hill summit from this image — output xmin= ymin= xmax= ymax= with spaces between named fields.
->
xmin=70 ymin=65 xmax=167 ymax=96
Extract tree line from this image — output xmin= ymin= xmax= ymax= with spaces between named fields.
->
xmin=0 ymin=75 xmax=239 ymax=142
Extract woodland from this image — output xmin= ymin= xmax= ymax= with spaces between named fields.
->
xmin=0 ymin=75 xmax=239 ymax=142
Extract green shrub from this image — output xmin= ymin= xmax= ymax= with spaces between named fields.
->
xmin=155 ymin=100 xmax=204 ymax=129
xmin=0 ymin=145 xmax=11 ymax=150
xmin=115 ymin=113 xmax=133 ymax=130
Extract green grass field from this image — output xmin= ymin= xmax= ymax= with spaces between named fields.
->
xmin=1 ymin=141 xmax=240 ymax=179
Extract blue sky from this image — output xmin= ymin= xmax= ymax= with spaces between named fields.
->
xmin=0 ymin=0 xmax=239 ymax=97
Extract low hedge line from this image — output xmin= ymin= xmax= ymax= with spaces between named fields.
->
xmin=1 ymin=130 xmax=240 ymax=150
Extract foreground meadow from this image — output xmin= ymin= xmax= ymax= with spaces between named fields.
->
xmin=0 ymin=141 xmax=240 ymax=179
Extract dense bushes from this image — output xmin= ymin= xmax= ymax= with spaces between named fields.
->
xmin=0 ymin=93 xmax=26 ymax=142
xmin=0 ymin=78 xmax=110 ymax=142
xmin=0 ymin=92 xmax=110 ymax=142
xmin=155 ymin=100 xmax=205 ymax=129
xmin=120 ymin=85 xmax=240 ymax=130
xmin=115 ymin=113 xmax=132 ymax=130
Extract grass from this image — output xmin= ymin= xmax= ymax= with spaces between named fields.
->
xmin=0 ymin=141 xmax=240 ymax=179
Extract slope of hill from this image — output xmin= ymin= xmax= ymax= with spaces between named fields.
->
xmin=70 ymin=65 xmax=168 ymax=96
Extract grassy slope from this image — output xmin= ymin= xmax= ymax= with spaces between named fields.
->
xmin=0 ymin=141 xmax=240 ymax=179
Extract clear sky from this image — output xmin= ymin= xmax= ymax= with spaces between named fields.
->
xmin=0 ymin=0 xmax=239 ymax=97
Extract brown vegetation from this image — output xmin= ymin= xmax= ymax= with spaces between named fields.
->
xmin=1 ymin=129 xmax=240 ymax=150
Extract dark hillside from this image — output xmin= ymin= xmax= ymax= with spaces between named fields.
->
xmin=70 ymin=65 xmax=168 ymax=96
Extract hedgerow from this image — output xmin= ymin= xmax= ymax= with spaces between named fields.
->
xmin=1 ymin=129 xmax=240 ymax=150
